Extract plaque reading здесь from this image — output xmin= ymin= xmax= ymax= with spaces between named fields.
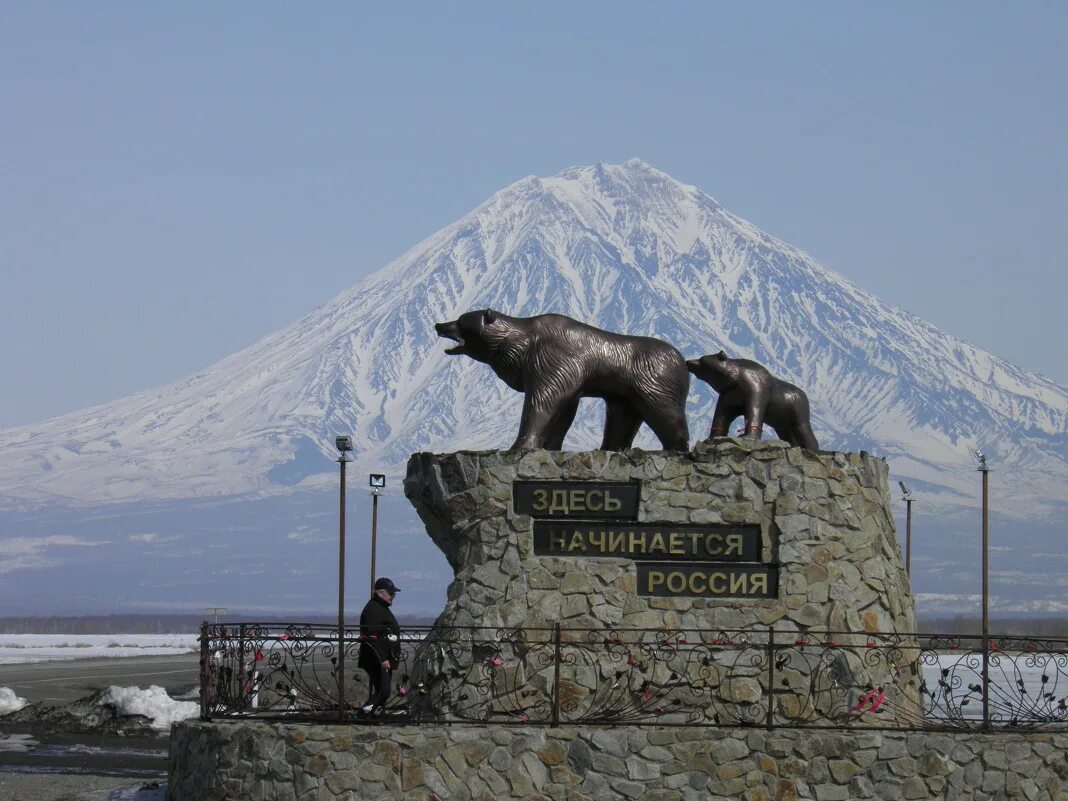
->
xmin=513 ymin=481 xmax=639 ymax=519
xmin=637 ymin=563 xmax=778 ymax=598
xmin=533 ymin=522 xmax=761 ymax=562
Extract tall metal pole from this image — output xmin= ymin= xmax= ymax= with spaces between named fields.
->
xmin=981 ymin=465 xmax=989 ymax=640
xmin=976 ymin=453 xmax=990 ymax=730
xmin=370 ymin=490 xmax=380 ymax=593
xmin=338 ymin=456 xmax=347 ymax=720
xmin=904 ymin=498 xmax=913 ymax=576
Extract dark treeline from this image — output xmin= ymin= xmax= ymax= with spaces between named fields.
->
xmin=2 ymin=614 xmax=1066 ymax=636
xmin=918 ymin=616 xmax=1068 ymax=637
xmin=0 ymin=613 xmax=439 ymax=634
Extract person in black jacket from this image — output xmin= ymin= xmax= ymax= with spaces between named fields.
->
xmin=358 ymin=577 xmax=401 ymax=715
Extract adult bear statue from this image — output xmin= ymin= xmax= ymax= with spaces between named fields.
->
xmin=435 ymin=309 xmax=690 ymax=451
xmin=687 ymin=351 xmax=819 ymax=450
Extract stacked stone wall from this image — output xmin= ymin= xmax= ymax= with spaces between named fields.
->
xmin=405 ymin=440 xmax=914 ymax=643
xmin=169 ymin=720 xmax=1068 ymax=801
xmin=397 ymin=442 xmax=919 ymax=728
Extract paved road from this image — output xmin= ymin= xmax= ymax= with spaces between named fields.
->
xmin=0 ymin=654 xmax=199 ymax=704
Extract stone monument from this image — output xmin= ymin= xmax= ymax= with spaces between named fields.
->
xmin=403 ymin=438 xmax=918 ymax=727
xmin=169 ymin=309 xmax=1068 ymax=801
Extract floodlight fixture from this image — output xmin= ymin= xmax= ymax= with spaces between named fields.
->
xmin=205 ymin=606 xmax=228 ymax=625
xmin=369 ymin=473 xmax=386 ymax=490
xmin=972 ymin=448 xmax=988 ymax=472
xmin=335 ymin=435 xmax=354 ymax=452
xmin=899 ymin=481 xmax=912 ymax=498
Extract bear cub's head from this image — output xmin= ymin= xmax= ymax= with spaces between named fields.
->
xmin=686 ymin=351 xmax=736 ymax=390
xmin=435 ymin=308 xmax=519 ymax=364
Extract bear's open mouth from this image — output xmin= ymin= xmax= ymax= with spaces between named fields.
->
xmin=434 ymin=321 xmax=466 ymax=355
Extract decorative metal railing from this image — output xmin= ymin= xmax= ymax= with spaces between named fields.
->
xmin=199 ymin=623 xmax=1068 ymax=731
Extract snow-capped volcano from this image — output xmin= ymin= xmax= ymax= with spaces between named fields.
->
xmin=2 ymin=159 xmax=1066 ymax=519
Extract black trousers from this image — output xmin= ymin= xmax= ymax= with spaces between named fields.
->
xmin=363 ymin=661 xmax=392 ymax=709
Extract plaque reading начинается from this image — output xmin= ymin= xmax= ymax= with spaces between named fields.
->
xmin=637 ymin=562 xmax=778 ymax=599
xmin=513 ymin=481 xmax=639 ymax=519
xmin=532 ymin=521 xmax=761 ymax=563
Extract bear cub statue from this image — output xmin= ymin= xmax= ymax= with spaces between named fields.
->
xmin=687 ymin=351 xmax=819 ymax=450
xmin=435 ymin=309 xmax=690 ymax=451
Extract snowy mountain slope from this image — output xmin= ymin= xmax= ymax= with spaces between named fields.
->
xmin=1 ymin=159 xmax=1066 ymax=520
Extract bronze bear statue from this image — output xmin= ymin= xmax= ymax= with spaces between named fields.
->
xmin=687 ymin=351 xmax=819 ymax=450
xmin=435 ymin=309 xmax=690 ymax=451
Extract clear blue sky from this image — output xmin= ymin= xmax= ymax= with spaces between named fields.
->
xmin=2 ymin=3 xmax=1065 ymax=427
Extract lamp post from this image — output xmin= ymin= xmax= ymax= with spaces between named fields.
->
xmin=205 ymin=607 xmax=227 ymax=625
xmin=335 ymin=435 xmax=354 ymax=719
xmin=972 ymin=448 xmax=990 ymax=729
xmin=972 ymin=450 xmax=990 ymax=637
xmin=369 ymin=474 xmax=385 ymax=592
xmin=898 ymin=482 xmax=914 ymax=576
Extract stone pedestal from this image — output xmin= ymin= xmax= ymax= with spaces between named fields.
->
xmin=169 ymin=721 xmax=1068 ymax=801
xmin=404 ymin=439 xmax=915 ymax=635
xmin=403 ymin=440 xmax=918 ymax=727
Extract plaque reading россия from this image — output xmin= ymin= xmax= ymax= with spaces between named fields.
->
xmin=533 ymin=521 xmax=761 ymax=562
xmin=513 ymin=480 xmax=640 ymax=519
xmin=636 ymin=562 xmax=778 ymax=599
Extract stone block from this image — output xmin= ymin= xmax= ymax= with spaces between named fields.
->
xmin=613 ymin=778 xmax=647 ymax=798
xmin=720 ymin=677 xmax=762 ymax=704
xmin=629 ymin=757 xmax=661 ymax=781
xmin=648 ymin=730 xmax=678 ymax=746
xmin=591 ymin=729 xmax=628 ymax=757
xmin=878 ymin=740 xmax=908 ymax=760
xmin=592 ymin=752 xmax=627 ymax=777
xmin=873 ymin=778 xmax=903 ymax=801
xmin=638 ymin=791 xmax=683 ymax=801
xmin=813 ymin=785 xmax=850 ymax=801
xmin=900 ymin=775 xmax=927 ymax=799
xmin=401 ymin=758 xmax=425 ymax=791
xmin=640 ymin=745 xmax=674 ymax=762
xmin=889 ymin=756 xmax=918 ymax=777
xmin=849 ymin=775 xmax=875 ymax=798
xmin=710 ymin=738 xmax=751 ymax=763
xmin=981 ymin=749 xmax=1008 ymax=770
xmin=982 ymin=769 xmax=1006 ymax=794
xmin=717 ymin=761 xmax=745 ymax=780
xmin=324 ymin=769 xmax=361 ymax=794
xmin=538 ymin=741 xmax=567 ymax=766
xmin=828 ymin=759 xmax=862 ymax=783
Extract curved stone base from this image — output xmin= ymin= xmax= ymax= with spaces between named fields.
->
xmin=404 ymin=441 xmax=916 ymax=637
xmin=169 ymin=720 xmax=1068 ymax=801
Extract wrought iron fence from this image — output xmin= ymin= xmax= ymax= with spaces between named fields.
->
xmin=199 ymin=622 xmax=1068 ymax=731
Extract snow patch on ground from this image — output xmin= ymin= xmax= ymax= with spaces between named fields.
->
xmin=0 ymin=686 xmax=28 ymax=715
xmin=0 ymin=634 xmax=197 ymax=665
xmin=106 ymin=782 xmax=167 ymax=800
xmin=102 ymin=685 xmax=198 ymax=732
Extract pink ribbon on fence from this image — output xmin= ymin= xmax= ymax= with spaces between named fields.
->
xmin=850 ymin=688 xmax=886 ymax=714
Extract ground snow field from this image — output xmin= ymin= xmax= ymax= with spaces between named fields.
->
xmin=0 ymin=634 xmax=196 ymax=665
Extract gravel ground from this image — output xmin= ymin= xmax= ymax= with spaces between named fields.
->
xmin=0 ymin=773 xmax=163 ymax=801
xmin=0 ymin=654 xmax=177 ymax=800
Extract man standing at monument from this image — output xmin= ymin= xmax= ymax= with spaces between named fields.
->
xmin=358 ymin=577 xmax=401 ymax=715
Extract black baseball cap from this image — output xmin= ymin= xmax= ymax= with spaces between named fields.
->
xmin=374 ymin=577 xmax=401 ymax=593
